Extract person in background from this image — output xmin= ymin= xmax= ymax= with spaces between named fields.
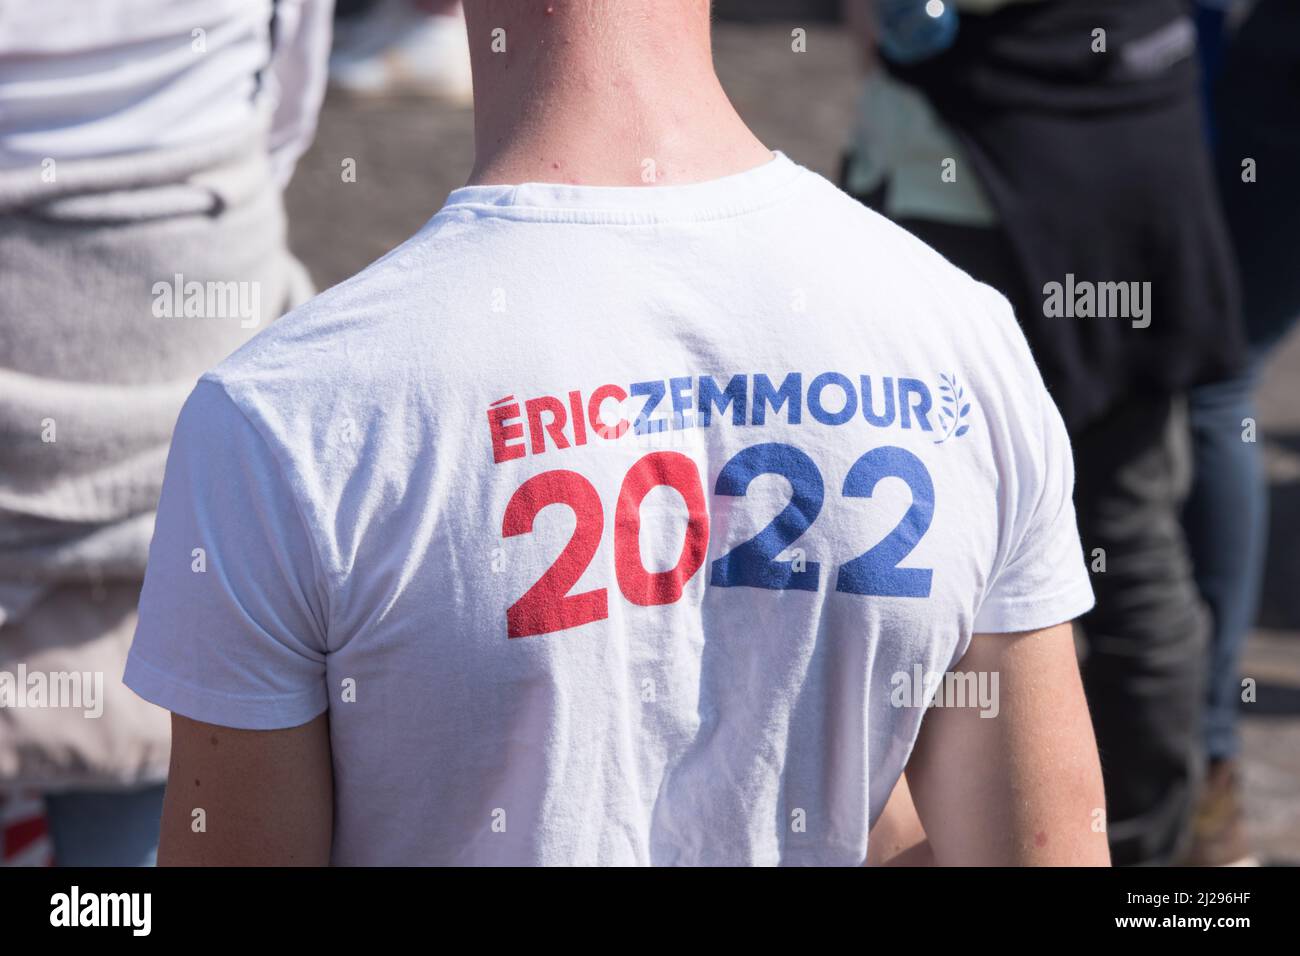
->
xmin=842 ymin=0 xmax=1246 ymax=865
xmin=0 ymin=0 xmax=333 ymax=865
xmin=330 ymin=0 xmax=473 ymax=103
xmin=1181 ymin=0 xmax=1300 ymax=866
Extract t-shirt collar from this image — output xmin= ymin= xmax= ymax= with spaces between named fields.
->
xmin=438 ymin=151 xmax=804 ymax=224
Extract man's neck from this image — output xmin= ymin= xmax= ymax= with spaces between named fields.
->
xmin=463 ymin=0 xmax=772 ymax=187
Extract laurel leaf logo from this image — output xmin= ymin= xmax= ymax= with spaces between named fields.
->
xmin=934 ymin=372 xmax=972 ymax=444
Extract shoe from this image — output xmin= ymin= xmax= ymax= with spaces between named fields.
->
xmin=1180 ymin=758 xmax=1259 ymax=866
xmin=330 ymin=0 xmax=474 ymax=104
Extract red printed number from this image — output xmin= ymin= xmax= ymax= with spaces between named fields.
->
xmin=615 ymin=452 xmax=710 ymax=606
xmin=502 ymin=470 xmax=608 ymax=638
xmin=502 ymin=453 xmax=711 ymax=637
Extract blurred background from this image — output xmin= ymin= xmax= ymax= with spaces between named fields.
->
xmin=2 ymin=0 xmax=1297 ymax=865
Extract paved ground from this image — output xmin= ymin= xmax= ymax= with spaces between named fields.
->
xmin=285 ymin=22 xmax=1300 ymax=863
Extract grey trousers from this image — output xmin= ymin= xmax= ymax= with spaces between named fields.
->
xmin=0 ymin=128 xmax=313 ymax=789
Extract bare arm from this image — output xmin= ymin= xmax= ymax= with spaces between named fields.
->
xmin=905 ymin=623 xmax=1110 ymax=866
xmin=866 ymin=773 xmax=934 ymax=866
xmin=158 ymin=711 xmax=333 ymax=866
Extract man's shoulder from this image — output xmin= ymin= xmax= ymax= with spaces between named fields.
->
xmin=205 ymin=222 xmax=448 ymax=412
xmin=796 ymin=172 xmax=1005 ymax=306
xmin=795 ymin=177 xmax=1052 ymax=418
xmin=801 ymin=175 xmax=1029 ymax=352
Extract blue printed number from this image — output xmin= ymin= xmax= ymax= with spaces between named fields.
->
xmin=836 ymin=446 xmax=934 ymax=597
xmin=710 ymin=443 xmax=823 ymax=591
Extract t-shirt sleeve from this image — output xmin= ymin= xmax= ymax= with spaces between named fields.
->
xmin=970 ymin=291 xmax=1096 ymax=634
xmin=124 ymin=378 xmax=330 ymax=730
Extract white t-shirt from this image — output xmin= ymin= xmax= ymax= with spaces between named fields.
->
xmin=125 ymin=153 xmax=1094 ymax=865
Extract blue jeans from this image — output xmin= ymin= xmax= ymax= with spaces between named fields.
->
xmin=1185 ymin=372 xmax=1267 ymax=761
xmin=43 ymin=784 xmax=166 ymax=867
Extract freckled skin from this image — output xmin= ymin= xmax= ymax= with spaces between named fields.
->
xmin=160 ymin=713 xmax=332 ymax=866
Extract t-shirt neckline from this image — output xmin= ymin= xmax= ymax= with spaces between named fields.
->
xmin=438 ymin=151 xmax=805 ymax=225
